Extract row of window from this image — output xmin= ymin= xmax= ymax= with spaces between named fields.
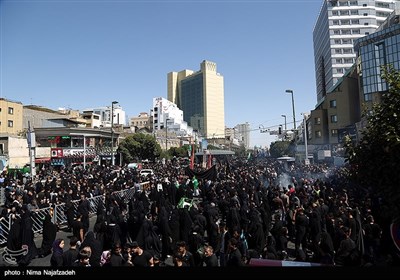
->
xmin=332 ymin=29 xmax=369 ymax=35
xmin=334 ymin=58 xmax=354 ymax=64
xmin=330 ymin=1 xmax=361 ymax=7
xmin=314 ymin=129 xmax=338 ymax=138
xmin=314 ymin=115 xmax=338 ymax=124
xmin=0 ymin=107 xmax=14 ymax=114
xmin=0 ymin=120 xmax=14 ymax=127
xmin=334 ymin=48 xmax=354 ymax=54
xmin=334 ymin=38 xmax=354 ymax=44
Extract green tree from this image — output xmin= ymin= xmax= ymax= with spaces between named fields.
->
xmin=118 ymin=133 xmax=161 ymax=163
xmin=235 ymin=144 xmax=247 ymax=157
xmin=169 ymin=146 xmax=188 ymax=158
xmin=269 ymin=141 xmax=291 ymax=158
xmin=345 ymin=65 xmax=400 ymax=219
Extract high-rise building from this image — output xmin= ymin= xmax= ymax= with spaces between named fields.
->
xmin=313 ymin=0 xmax=398 ymax=103
xmin=167 ymin=60 xmax=225 ymax=138
xmin=235 ymin=123 xmax=251 ymax=149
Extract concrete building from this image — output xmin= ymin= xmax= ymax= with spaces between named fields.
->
xmin=0 ymin=98 xmax=23 ymax=135
xmin=313 ymin=0 xmax=398 ymax=103
xmin=167 ymin=60 xmax=225 ymax=138
xmin=23 ymin=105 xmax=68 ymax=129
xmin=83 ymin=104 xmax=126 ymax=128
xmin=235 ymin=123 xmax=251 ymax=149
xmin=309 ymin=65 xmax=360 ymax=147
xmin=130 ymin=112 xmax=151 ymax=130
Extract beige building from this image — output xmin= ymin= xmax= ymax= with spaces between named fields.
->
xmin=167 ymin=60 xmax=225 ymax=138
xmin=130 ymin=112 xmax=151 ymax=130
xmin=309 ymin=66 xmax=360 ymax=146
xmin=0 ymin=98 xmax=23 ymax=135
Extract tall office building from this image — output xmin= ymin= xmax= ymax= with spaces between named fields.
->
xmin=167 ymin=60 xmax=225 ymax=138
xmin=313 ymin=0 xmax=398 ymax=103
xmin=235 ymin=123 xmax=251 ymax=149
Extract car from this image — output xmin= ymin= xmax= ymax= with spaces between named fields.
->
xmin=127 ymin=163 xmax=142 ymax=170
xmin=140 ymin=169 xmax=154 ymax=178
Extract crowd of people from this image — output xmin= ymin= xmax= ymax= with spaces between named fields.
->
xmin=0 ymin=156 xmax=398 ymax=267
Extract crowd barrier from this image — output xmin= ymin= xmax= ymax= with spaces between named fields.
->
xmin=0 ymin=181 xmax=151 ymax=246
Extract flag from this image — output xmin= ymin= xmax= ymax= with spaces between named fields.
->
xmin=190 ymin=144 xmax=195 ymax=170
xmin=207 ymin=154 xmax=212 ymax=169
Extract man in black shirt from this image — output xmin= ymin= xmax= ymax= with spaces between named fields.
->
xmin=131 ymin=241 xmax=153 ymax=267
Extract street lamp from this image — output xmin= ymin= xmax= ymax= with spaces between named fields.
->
xmin=285 ymin=89 xmax=296 ymax=130
xmin=303 ymin=113 xmax=309 ymax=165
xmin=111 ymin=101 xmax=118 ymax=166
xmin=281 ymin=115 xmax=287 ymax=131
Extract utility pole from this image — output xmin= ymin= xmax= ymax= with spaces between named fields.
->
xmin=27 ymin=121 xmax=36 ymax=179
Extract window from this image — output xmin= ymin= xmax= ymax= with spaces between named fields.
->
xmin=8 ymin=120 xmax=13 ymax=127
xmin=8 ymin=107 xmax=14 ymax=114
xmin=342 ymin=39 xmax=352 ymax=44
xmin=332 ymin=11 xmax=339 ymax=16
xmin=330 ymin=100 xmax=337 ymax=108
xmin=331 ymin=115 xmax=338 ymax=123
xmin=352 ymin=29 xmax=360 ymax=34
xmin=351 ymin=10 xmax=359 ymax=15
xmin=340 ymin=11 xmax=349 ymax=16
xmin=364 ymin=22 xmax=369 ymax=26
xmin=363 ymin=13 xmax=368 ymax=16
xmin=341 ymin=20 xmax=350 ymax=25
xmin=342 ymin=30 xmax=351 ymax=35
xmin=334 ymin=30 xmax=340 ymax=35
xmin=315 ymin=131 xmax=322 ymax=138
xmin=315 ymin=117 xmax=321 ymax=125
xmin=363 ymin=4 xmax=367 ymax=7
xmin=331 ymin=129 xmax=338 ymax=136
xmin=343 ymin=48 xmax=353 ymax=54
xmin=365 ymin=32 xmax=369 ymax=35
xmin=333 ymin=20 xmax=340 ymax=25
xmin=344 ymin=58 xmax=353 ymax=63
xmin=337 ymin=68 xmax=344 ymax=74
xmin=336 ymin=58 xmax=343 ymax=63
xmin=351 ymin=19 xmax=359 ymax=24
xmin=349 ymin=1 xmax=357 ymax=5
xmin=335 ymin=39 xmax=341 ymax=44
xmin=335 ymin=49 xmax=342 ymax=54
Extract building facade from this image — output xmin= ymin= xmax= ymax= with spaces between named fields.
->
xmin=167 ymin=60 xmax=225 ymax=138
xmin=235 ymin=123 xmax=251 ymax=149
xmin=313 ymin=0 xmax=398 ymax=103
xmin=0 ymin=98 xmax=23 ymax=135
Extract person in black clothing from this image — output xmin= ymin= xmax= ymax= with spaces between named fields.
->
xmin=72 ymin=214 xmax=84 ymax=242
xmin=80 ymin=231 xmax=102 ymax=267
xmin=109 ymin=243 xmax=125 ymax=266
xmin=50 ymin=239 xmax=64 ymax=267
xmin=62 ymin=237 xmax=79 ymax=266
xmin=18 ymin=205 xmax=38 ymax=266
xmin=131 ymin=241 xmax=154 ymax=267
xmin=226 ymin=238 xmax=244 ymax=267
xmin=38 ymin=213 xmax=57 ymax=257
xmin=77 ymin=194 xmax=90 ymax=235
xmin=176 ymin=241 xmax=195 ymax=267
xmin=203 ymin=245 xmax=218 ymax=267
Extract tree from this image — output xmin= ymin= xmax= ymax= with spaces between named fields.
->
xmin=345 ymin=65 xmax=400 ymax=219
xmin=269 ymin=141 xmax=291 ymax=158
xmin=118 ymin=133 xmax=161 ymax=163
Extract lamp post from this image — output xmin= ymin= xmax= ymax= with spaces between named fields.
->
xmin=281 ymin=115 xmax=287 ymax=131
xmin=303 ymin=114 xmax=309 ymax=165
xmin=111 ymin=101 xmax=118 ymax=166
xmin=285 ymin=89 xmax=296 ymax=130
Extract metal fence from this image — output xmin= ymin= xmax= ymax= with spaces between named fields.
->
xmin=0 ymin=181 xmax=150 ymax=246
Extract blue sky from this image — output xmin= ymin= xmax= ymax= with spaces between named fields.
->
xmin=1 ymin=0 xmax=323 ymax=147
